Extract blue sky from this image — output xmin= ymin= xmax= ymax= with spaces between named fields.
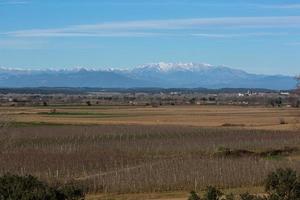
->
xmin=0 ymin=0 xmax=300 ymax=75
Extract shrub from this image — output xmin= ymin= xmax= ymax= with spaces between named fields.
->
xmin=50 ymin=108 xmax=57 ymax=114
xmin=221 ymin=123 xmax=245 ymax=127
xmin=265 ymin=168 xmax=300 ymax=200
xmin=279 ymin=118 xmax=287 ymax=125
xmin=0 ymin=174 xmax=56 ymax=200
xmin=57 ymin=183 xmax=85 ymax=200
xmin=203 ymin=186 xmax=223 ymax=200
xmin=188 ymin=191 xmax=201 ymax=200
xmin=296 ymin=100 xmax=300 ymax=108
xmin=240 ymin=192 xmax=264 ymax=200
xmin=224 ymin=193 xmax=235 ymax=200
xmin=0 ymin=174 xmax=84 ymax=200
xmin=186 ymin=169 xmax=300 ymax=200
xmin=214 ymin=147 xmax=254 ymax=157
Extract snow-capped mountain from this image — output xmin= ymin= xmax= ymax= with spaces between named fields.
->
xmin=128 ymin=63 xmax=295 ymax=89
xmin=0 ymin=63 xmax=296 ymax=89
xmin=133 ymin=62 xmax=215 ymax=72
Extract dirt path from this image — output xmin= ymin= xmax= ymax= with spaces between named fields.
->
xmin=76 ymin=161 xmax=165 ymax=181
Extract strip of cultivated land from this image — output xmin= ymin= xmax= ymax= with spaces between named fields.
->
xmin=1 ymin=124 xmax=300 ymax=194
xmin=1 ymin=105 xmax=299 ymax=130
xmin=0 ymin=105 xmax=299 ymax=199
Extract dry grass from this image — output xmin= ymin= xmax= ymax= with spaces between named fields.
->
xmin=87 ymin=186 xmax=264 ymax=200
xmin=1 ymin=105 xmax=300 ymax=130
xmin=0 ymin=124 xmax=300 ymax=194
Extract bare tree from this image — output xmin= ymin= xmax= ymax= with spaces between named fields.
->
xmin=297 ymin=76 xmax=300 ymax=94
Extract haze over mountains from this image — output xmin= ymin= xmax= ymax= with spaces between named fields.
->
xmin=0 ymin=63 xmax=296 ymax=90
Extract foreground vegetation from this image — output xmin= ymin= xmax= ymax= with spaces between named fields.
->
xmin=1 ymin=168 xmax=300 ymax=200
xmin=1 ymin=124 xmax=300 ymax=194
xmin=188 ymin=168 xmax=300 ymax=200
xmin=0 ymin=174 xmax=84 ymax=200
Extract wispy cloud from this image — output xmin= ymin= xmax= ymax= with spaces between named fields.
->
xmin=4 ymin=32 xmax=165 ymax=38
xmin=191 ymin=32 xmax=290 ymax=38
xmin=0 ymin=0 xmax=29 ymax=5
xmin=260 ymin=4 xmax=300 ymax=9
xmin=0 ymin=39 xmax=46 ymax=49
xmin=4 ymin=16 xmax=300 ymax=38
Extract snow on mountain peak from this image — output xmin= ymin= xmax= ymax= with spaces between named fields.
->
xmin=137 ymin=62 xmax=214 ymax=72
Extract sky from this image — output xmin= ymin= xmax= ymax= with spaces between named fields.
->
xmin=0 ymin=0 xmax=300 ymax=75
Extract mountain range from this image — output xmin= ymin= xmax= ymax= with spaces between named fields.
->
xmin=0 ymin=63 xmax=296 ymax=90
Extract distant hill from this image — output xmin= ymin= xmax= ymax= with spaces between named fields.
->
xmin=0 ymin=63 xmax=296 ymax=90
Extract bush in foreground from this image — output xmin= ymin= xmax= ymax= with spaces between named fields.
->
xmin=188 ymin=168 xmax=300 ymax=200
xmin=204 ymin=186 xmax=223 ymax=200
xmin=188 ymin=191 xmax=201 ymax=200
xmin=265 ymin=168 xmax=300 ymax=200
xmin=0 ymin=174 xmax=84 ymax=200
xmin=239 ymin=193 xmax=265 ymax=200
